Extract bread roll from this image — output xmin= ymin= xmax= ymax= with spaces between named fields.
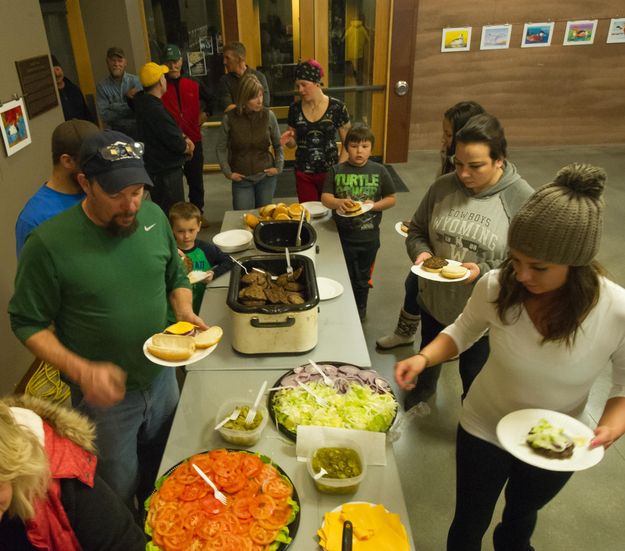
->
xmin=441 ymin=265 xmax=468 ymax=279
xmin=147 ymin=334 xmax=195 ymax=361
xmin=194 ymin=326 xmax=224 ymax=349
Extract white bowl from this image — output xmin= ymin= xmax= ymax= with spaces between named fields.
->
xmin=213 ymin=229 xmax=253 ymax=253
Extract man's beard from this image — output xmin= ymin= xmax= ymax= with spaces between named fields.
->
xmin=105 ymin=215 xmax=138 ymax=237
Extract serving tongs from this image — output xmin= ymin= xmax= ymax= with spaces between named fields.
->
xmin=285 ymin=247 xmax=294 ymax=279
xmin=295 ymin=209 xmax=305 ymax=247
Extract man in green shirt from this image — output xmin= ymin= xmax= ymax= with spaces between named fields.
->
xmin=9 ymin=130 xmax=207 ymax=518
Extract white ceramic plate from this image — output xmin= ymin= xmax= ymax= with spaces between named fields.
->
xmin=316 ymin=277 xmax=344 ymax=300
xmin=143 ymin=336 xmax=218 ymax=367
xmin=496 ymin=408 xmax=604 ymax=472
xmin=395 ymin=221 xmax=408 ymax=237
xmin=336 ymin=202 xmax=374 ymax=218
xmin=410 ymin=259 xmax=469 ymax=282
xmin=188 ymin=270 xmax=208 ymax=284
xmin=212 ymin=229 xmax=252 ymax=253
xmin=302 ymin=201 xmax=329 ymax=218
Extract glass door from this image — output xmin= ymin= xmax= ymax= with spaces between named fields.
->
xmin=253 ymin=0 xmax=391 ymax=158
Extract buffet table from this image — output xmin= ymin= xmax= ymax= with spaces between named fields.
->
xmin=187 ymin=210 xmax=371 ymax=370
xmin=158 ymin=369 xmax=415 ymax=550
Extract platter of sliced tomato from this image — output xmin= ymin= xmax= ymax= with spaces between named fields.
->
xmin=145 ymin=449 xmax=300 ymax=551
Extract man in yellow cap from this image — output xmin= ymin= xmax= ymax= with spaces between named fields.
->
xmin=134 ymin=62 xmax=194 ymax=214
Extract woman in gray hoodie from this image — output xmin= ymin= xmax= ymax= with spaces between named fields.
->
xmin=400 ymin=113 xmax=534 ymax=410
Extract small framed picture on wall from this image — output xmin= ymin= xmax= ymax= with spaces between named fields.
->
xmin=480 ymin=24 xmax=512 ymax=50
xmin=563 ymin=20 xmax=597 ymax=45
xmin=1 ymin=98 xmax=31 ymax=157
xmin=606 ymin=18 xmax=625 ymax=43
xmin=521 ymin=22 xmax=554 ymax=48
xmin=441 ymin=27 xmax=472 ymax=52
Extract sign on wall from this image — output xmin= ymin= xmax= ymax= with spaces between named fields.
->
xmin=15 ymin=55 xmax=58 ymax=118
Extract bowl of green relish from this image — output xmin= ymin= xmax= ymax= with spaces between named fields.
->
xmin=307 ymin=440 xmax=366 ymax=494
xmin=216 ymin=400 xmax=268 ymax=446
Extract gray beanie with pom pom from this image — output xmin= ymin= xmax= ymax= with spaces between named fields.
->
xmin=508 ymin=163 xmax=606 ymax=266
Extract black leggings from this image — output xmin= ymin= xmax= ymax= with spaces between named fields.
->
xmin=447 ymin=425 xmax=573 ymax=551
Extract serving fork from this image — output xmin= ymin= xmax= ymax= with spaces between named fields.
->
xmin=214 ymin=407 xmax=241 ymax=430
xmin=309 ymin=358 xmax=333 ymax=386
xmin=285 ymin=247 xmax=294 ymax=279
xmin=245 ymin=380 xmax=268 ymax=425
xmin=191 ymin=463 xmax=228 ymax=505
xmin=296 ymin=380 xmax=328 ymax=406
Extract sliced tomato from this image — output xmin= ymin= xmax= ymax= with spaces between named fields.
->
xmin=232 ymin=496 xmax=254 ymax=519
xmin=250 ymin=495 xmax=275 ymax=520
xmin=189 ymin=452 xmax=215 ymax=476
xmin=249 ymin=522 xmax=280 ymax=545
xmin=262 ymin=476 xmax=293 ymax=500
xmin=179 ymin=482 xmax=209 ymax=501
xmin=170 ymin=462 xmax=199 ymax=485
xmin=196 ymin=517 xmax=223 ymax=540
xmin=212 ymin=452 xmax=242 ymax=478
xmin=183 ymin=508 xmax=211 ymax=533
xmin=197 ymin=494 xmax=226 ymax=515
xmin=154 ymin=511 xmax=184 ymax=537
xmin=161 ymin=529 xmax=193 ymax=551
xmin=240 ymin=453 xmax=264 ymax=478
xmin=258 ymin=505 xmax=292 ymax=530
xmin=158 ymin=478 xmax=184 ymax=501
xmin=219 ymin=473 xmax=246 ymax=494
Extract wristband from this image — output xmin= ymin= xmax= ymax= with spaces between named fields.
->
xmin=416 ymin=351 xmax=430 ymax=368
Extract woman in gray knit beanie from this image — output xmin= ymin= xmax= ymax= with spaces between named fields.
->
xmin=396 ymin=163 xmax=625 ymax=550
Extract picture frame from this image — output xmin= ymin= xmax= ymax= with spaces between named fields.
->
xmin=441 ymin=27 xmax=472 ymax=53
xmin=606 ymin=18 xmax=625 ymax=44
xmin=1 ymin=98 xmax=31 ymax=157
xmin=187 ymin=51 xmax=207 ymax=77
xmin=480 ymin=24 xmax=512 ymax=50
xmin=521 ymin=22 xmax=554 ymax=48
xmin=563 ymin=20 xmax=597 ymax=46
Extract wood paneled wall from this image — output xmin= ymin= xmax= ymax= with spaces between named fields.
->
xmin=409 ymin=1 xmax=625 ymax=149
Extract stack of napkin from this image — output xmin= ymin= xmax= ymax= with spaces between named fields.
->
xmin=318 ymin=503 xmax=409 ymax=550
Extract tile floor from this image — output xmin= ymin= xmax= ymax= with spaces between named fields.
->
xmin=199 ymin=144 xmax=625 ymax=550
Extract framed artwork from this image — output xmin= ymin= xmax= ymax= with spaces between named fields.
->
xmin=606 ymin=18 xmax=625 ymax=44
xmin=187 ymin=51 xmax=207 ymax=77
xmin=441 ymin=27 xmax=472 ymax=52
xmin=521 ymin=22 xmax=554 ymax=48
xmin=563 ymin=20 xmax=597 ymax=45
xmin=480 ymin=24 xmax=512 ymax=50
xmin=1 ymin=98 xmax=31 ymax=157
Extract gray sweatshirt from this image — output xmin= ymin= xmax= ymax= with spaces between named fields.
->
xmin=405 ymin=161 xmax=534 ymax=325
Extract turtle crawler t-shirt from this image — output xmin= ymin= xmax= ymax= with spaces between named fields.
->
xmin=323 ymin=160 xmax=395 ymax=242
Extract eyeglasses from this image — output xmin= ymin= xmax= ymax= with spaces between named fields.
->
xmin=99 ymin=141 xmax=144 ymax=161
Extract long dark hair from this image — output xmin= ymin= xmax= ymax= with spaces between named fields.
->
xmin=495 ymin=257 xmax=603 ymax=346
xmin=441 ymin=101 xmax=485 ymax=174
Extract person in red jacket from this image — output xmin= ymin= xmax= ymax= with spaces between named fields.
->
xmin=161 ymin=44 xmax=209 ymax=228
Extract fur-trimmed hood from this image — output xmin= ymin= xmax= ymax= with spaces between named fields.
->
xmin=2 ymin=394 xmax=96 ymax=453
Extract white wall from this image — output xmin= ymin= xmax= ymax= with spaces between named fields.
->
xmin=0 ymin=0 xmax=64 ymax=394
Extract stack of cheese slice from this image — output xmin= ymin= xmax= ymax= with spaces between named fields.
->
xmin=318 ymin=503 xmax=409 ymax=551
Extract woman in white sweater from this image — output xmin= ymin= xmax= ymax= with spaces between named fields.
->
xmin=395 ymin=163 xmax=625 ymax=550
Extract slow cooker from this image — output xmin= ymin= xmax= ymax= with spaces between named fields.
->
xmin=227 ymin=254 xmax=319 ymax=354
xmin=253 ymin=220 xmax=318 ymax=265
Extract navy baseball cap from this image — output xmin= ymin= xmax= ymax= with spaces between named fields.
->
xmin=79 ymin=130 xmax=153 ymax=193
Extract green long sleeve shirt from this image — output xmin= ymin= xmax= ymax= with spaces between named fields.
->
xmin=9 ymin=201 xmax=190 ymax=390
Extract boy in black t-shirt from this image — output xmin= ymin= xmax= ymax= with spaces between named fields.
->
xmin=321 ymin=127 xmax=396 ymax=321
xmin=167 ymin=202 xmax=232 ymax=321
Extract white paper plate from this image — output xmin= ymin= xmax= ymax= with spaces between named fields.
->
xmin=410 ymin=259 xmax=469 ymax=282
xmin=143 ymin=336 xmax=218 ymax=367
xmin=316 ymin=277 xmax=344 ymax=300
xmin=188 ymin=270 xmax=208 ymax=284
xmin=496 ymin=408 xmax=604 ymax=472
xmin=302 ymin=201 xmax=329 ymax=218
xmin=212 ymin=229 xmax=252 ymax=253
xmin=336 ymin=202 xmax=374 ymax=218
xmin=395 ymin=221 xmax=408 ymax=237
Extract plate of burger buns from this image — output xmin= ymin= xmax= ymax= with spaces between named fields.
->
xmin=496 ymin=408 xmax=604 ymax=472
xmin=411 ymin=256 xmax=470 ymax=282
xmin=143 ymin=321 xmax=223 ymax=367
xmin=336 ymin=201 xmax=374 ymax=218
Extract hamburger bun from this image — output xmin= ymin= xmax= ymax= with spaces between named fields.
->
xmin=194 ymin=326 xmax=223 ymax=349
xmin=244 ymin=213 xmax=260 ymax=229
xmin=288 ymin=203 xmax=304 ymax=218
xmin=274 ymin=213 xmax=290 ymax=220
xmin=441 ymin=265 xmax=468 ymax=279
xmin=342 ymin=201 xmax=362 ymax=216
xmin=272 ymin=205 xmax=289 ymax=218
xmin=147 ymin=334 xmax=195 ymax=362
xmin=259 ymin=204 xmax=276 ymax=218
xmin=422 ymin=256 xmax=448 ymax=273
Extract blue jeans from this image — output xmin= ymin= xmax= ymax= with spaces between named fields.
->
xmin=447 ymin=426 xmax=573 ymax=551
xmin=339 ymin=235 xmax=380 ymax=319
xmin=232 ymin=175 xmax=277 ymax=210
xmin=70 ymin=368 xmax=179 ymax=514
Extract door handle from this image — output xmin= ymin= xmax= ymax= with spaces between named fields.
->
xmin=394 ymin=80 xmax=409 ymax=96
